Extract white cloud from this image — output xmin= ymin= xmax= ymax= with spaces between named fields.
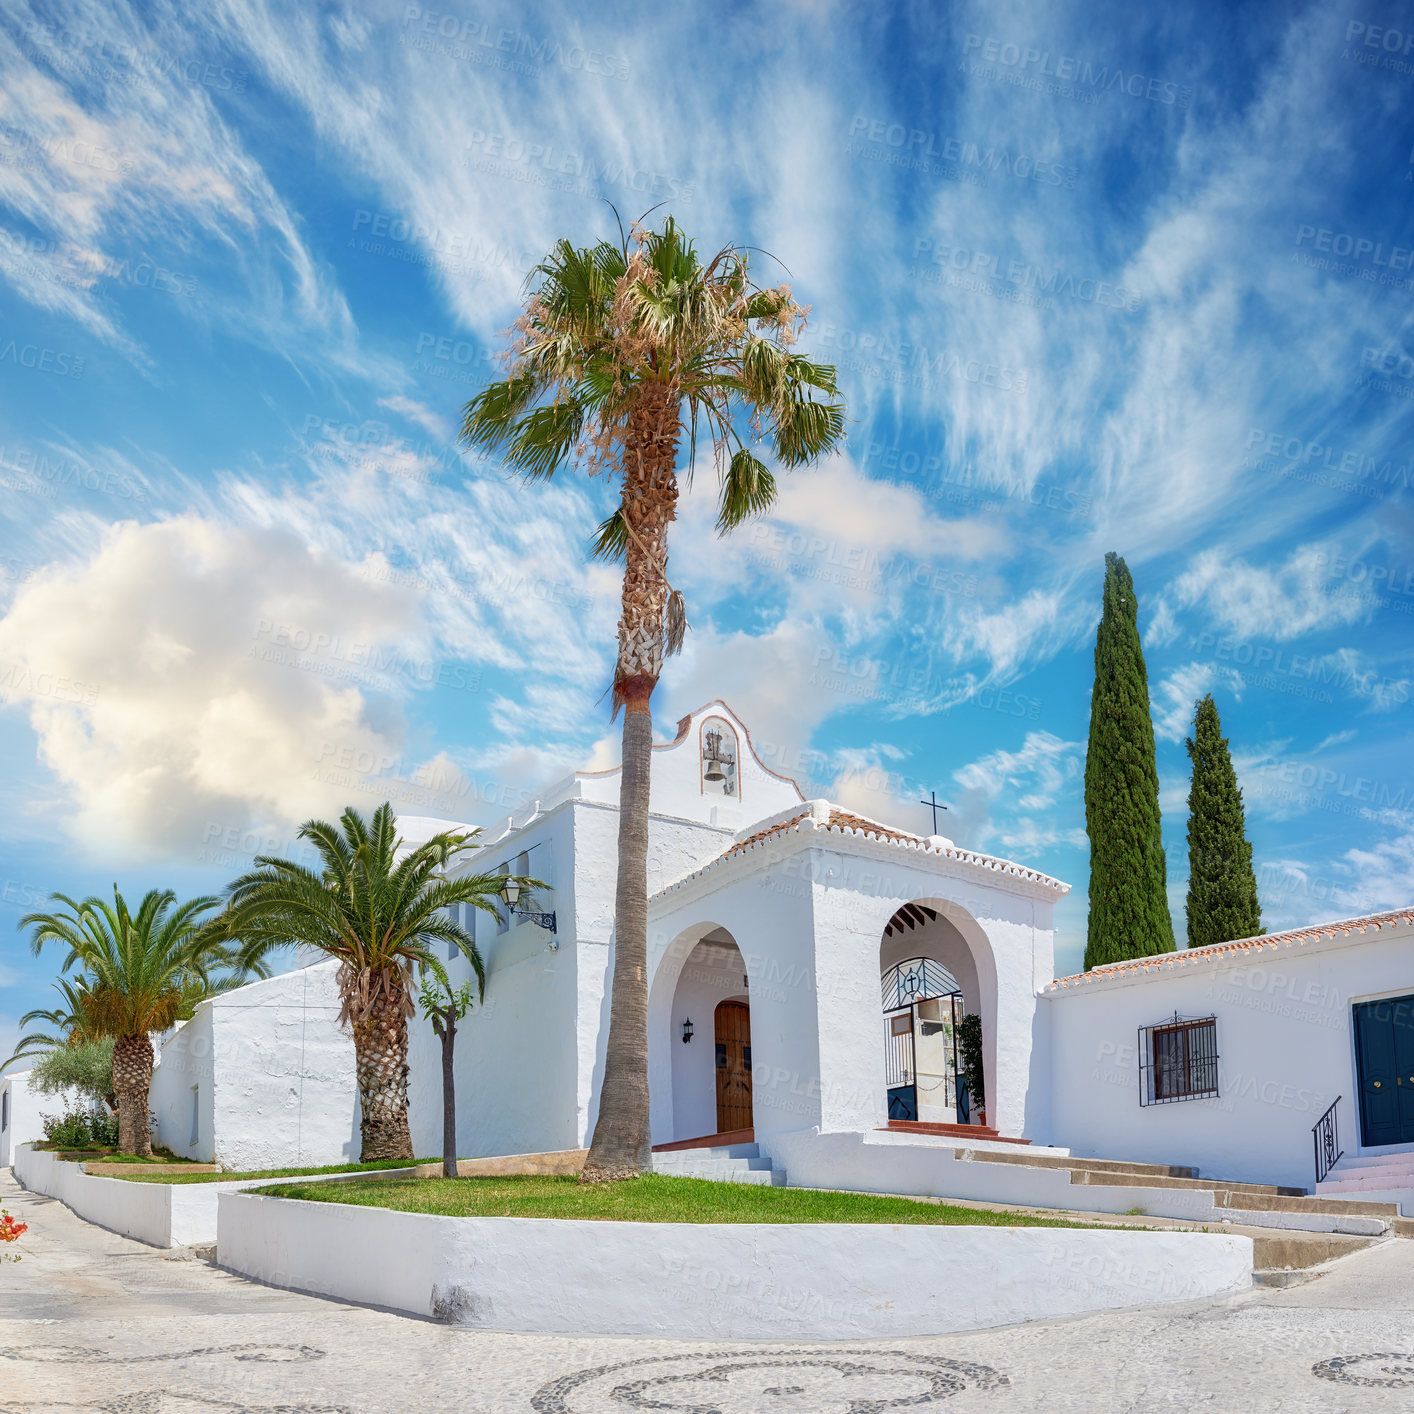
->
xmin=378 ymin=394 xmax=451 ymax=441
xmin=1152 ymin=661 xmax=1246 ymax=743
xmin=0 ymin=13 xmax=356 ymax=366
xmin=950 ymin=730 xmax=1085 ymax=855
xmin=1165 ymin=544 xmax=1373 ymax=642
xmin=0 ymin=513 xmax=442 ymax=859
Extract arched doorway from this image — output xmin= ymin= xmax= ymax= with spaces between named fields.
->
xmin=654 ymin=928 xmax=753 ymax=1144
xmin=881 ymin=953 xmax=963 ymax=1122
xmin=877 ymin=901 xmax=993 ymax=1128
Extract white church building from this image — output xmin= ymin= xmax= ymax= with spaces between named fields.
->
xmin=131 ymin=699 xmax=1414 ymax=1217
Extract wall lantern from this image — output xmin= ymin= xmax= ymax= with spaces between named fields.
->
xmin=681 ymin=1018 xmax=695 ymax=1044
xmin=499 ymin=875 xmax=556 ymax=936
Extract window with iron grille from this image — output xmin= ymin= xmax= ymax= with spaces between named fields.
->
xmin=1138 ymin=1014 xmax=1219 ymax=1106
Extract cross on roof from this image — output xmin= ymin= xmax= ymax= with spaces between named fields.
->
xmin=919 ymin=790 xmax=949 ymax=834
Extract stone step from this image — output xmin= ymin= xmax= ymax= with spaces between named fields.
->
xmin=1070 ymin=1168 xmax=1305 ymax=1198
xmin=1251 ymin=1231 xmax=1377 ymax=1273
xmin=954 ymin=1148 xmax=1200 ymax=1180
xmin=1220 ymin=1190 xmax=1399 ymax=1218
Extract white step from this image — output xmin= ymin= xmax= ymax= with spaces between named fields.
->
xmin=1320 ymin=1171 xmax=1414 ymax=1193
xmin=652 ymin=1144 xmax=786 ymax=1186
xmin=1324 ymin=1149 xmax=1414 ymax=1175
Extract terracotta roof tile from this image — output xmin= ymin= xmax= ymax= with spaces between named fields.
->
xmin=1047 ymin=906 xmax=1414 ymax=991
xmin=654 ymin=804 xmax=1069 ymax=898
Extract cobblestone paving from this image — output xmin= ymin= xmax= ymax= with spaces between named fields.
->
xmin=3 ymin=1173 xmax=1413 ymax=1413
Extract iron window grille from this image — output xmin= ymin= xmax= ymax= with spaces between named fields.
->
xmin=1138 ymin=1013 xmax=1219 ymax=1106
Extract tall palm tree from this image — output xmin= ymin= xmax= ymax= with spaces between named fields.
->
xmin=460 ymin=216 xmax=846 ymax=1181
xmin=21 ymin=889 xmax=244 ymax=1155
xmin=220 ymin=802 xmax=522 ymax=1162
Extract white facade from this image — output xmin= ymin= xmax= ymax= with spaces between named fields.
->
xmin=1 ymin=1069 xmax=54 ymax=1167
xmin=1043 ymin=910 xmax=1414 ymax=1191
xmin=140 ymin=694 xmax=1414 ymax=1206
xmin=149 ymin=963 xmax=359 ymax=1170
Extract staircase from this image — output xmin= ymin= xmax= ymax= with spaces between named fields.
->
xmin=1318 ymin=1148 xmax=1414 ymax=1210
xmin=651 ymin=1140 xmax=787 ymax=1186
xmin=949 ymin=1145 xmax=1406 ymax=1238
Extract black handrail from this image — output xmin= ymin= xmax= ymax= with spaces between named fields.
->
xmin=1312 ymin=1096 xmax=1343 ymax=1185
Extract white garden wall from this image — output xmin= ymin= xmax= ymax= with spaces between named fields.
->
xmin=217 ymin=1189 xmax=1251 ymax=1337
xmin=13 ymin=1142 xmax=421 ymax=1247
xmin=1044 ymin=918 xmax=1414 ymax=1190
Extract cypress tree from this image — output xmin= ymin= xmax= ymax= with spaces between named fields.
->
xmin=1185 ymin=693 xmax=1262 ymax=948
xmin=1084 ymin=552 xmax=1175 ymax=968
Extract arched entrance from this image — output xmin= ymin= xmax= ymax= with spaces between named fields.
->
xmin=881 ymin=954 xmax=962 ymax=1123
xmin=877 ymin=900 xmax=994 ymax=1129
xmin=653 ymin=927 xmax=753 ymax=1145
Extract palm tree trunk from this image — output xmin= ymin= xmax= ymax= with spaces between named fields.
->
xmin=582 ymin=379 xmax=680 ymax=1184
xmin=111 ymin=1032 xmax=154 ymax=1157
xmin=350 ymin=975 xmax=414 ymax=1162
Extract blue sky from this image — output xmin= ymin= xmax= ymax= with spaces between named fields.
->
xmin=1 ymin=0 xmax=1412 ymax=1056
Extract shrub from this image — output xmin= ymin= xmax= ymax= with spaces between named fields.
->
xmin=29 ymin=1039 xmax=115 ymax=1110
xmin=957 ymin=1013 xmax=985 ymax=1110
xmin=40 ymin=1105 xmax=117 ymax=1149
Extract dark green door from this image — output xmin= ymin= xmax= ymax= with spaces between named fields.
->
xmin=1354 ymin=995 xmax=1414 ymax=1147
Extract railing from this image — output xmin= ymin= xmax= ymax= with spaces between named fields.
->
xmin=1312 ymin=1096 xmax=1343 ymax=1185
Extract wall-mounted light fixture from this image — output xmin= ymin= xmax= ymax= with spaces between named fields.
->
xmin=681 ymin=1017 xmax=694 ymax=1044
xmin=499 ymin=875 xmax=557 ymax=935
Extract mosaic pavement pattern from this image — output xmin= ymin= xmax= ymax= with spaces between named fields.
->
xmin=4 ymin=1174 xmax=1414 ymax=1413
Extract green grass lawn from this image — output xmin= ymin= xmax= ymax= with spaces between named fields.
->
xmin=118 ymin=1157 xmax=436 ymax=1184
xmin=254 ymin=1173 xmax=1089 ymax=1226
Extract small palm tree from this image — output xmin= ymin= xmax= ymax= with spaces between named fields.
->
xmin=21 ymin=890 xmax=245 ymax=1155
xmin=220 ymin=802 xmax=523 ymax=1162
xmin=2 ymin=975 xmax=106 ymax=1069
xmin=461 ymin=216 xmax=846 ymax=1181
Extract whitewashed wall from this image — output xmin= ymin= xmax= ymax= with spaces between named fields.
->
xmin=152 ymin=962 xmax=359 ymax=1172
xmin=647 ymin=817 xmax=1062 ymax=1148
xmin=1 ymin=1070 xmax=65 ymax=1167
xmin=1045 ymin=920 xmax=1414 ymax=1190
xmin=218 ymin=1189 xmax=1252 ymax=1336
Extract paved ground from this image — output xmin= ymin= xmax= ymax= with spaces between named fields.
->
xmin=3 ymin=1171 xmax=1413 ymax=1413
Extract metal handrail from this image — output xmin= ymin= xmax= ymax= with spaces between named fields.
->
xmin=1312 ymin=1096 xmax=1343 ymax=1185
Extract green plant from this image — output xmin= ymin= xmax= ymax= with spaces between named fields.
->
xmin=419 ymin=976 xmax=477 ymax=1179
xmin=88 ymin=1108 xmax=120 ymax=1147
xmin=41 ymin=1107 xmax=100 ymax=1148
xmin=957 ymin=1013 xmax=985 ymax=1111
xmin=460 ymin=215 xmax=846 ymax=1182
xmin=28 ymin=1038 xmax=116 ymax=1111
xmin=22 ymin=887 xmax=252 ymax=1156
xmin=220 ymin=803 xmax=516 ymax=1162
xmin=1185 ymin=692 xmax=1263 ymax=948
xmin=1084 ymin=552 xmax=1175 ymax=967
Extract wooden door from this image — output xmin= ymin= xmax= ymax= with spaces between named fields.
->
xmin=714 ymin=1000 xmax=752 ymax=1133
xmin=1355 ymin=995 xmax=1414 ymax=1147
